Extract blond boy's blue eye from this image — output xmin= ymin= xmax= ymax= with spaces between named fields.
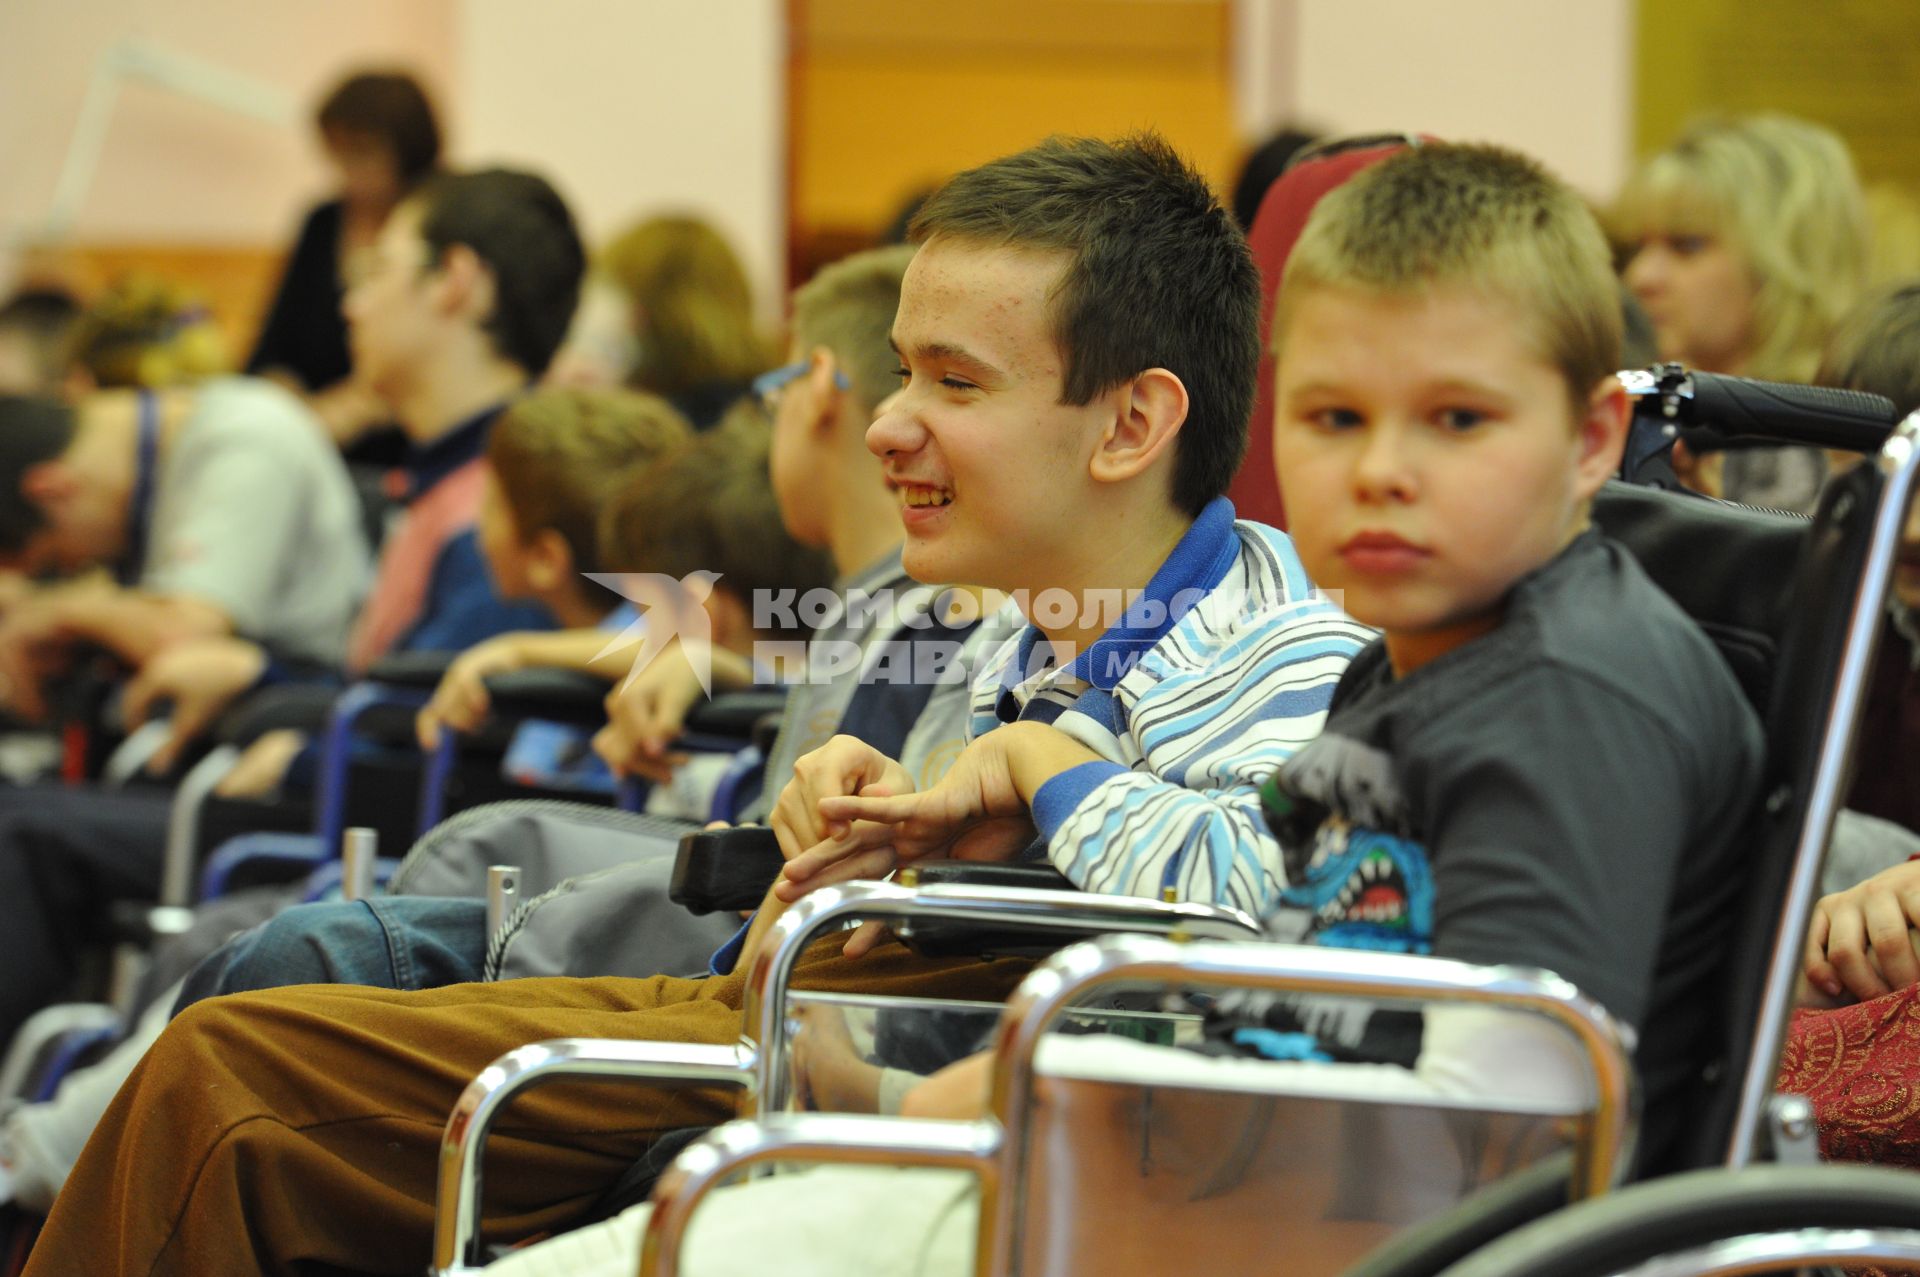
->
xmin=1312 ymin=408 xmax=1363 ymax=431
xmin=1438 ymin=409 xmax=1485 ymax=432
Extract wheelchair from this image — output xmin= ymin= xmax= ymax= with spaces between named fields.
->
xmin=406 ymin=367 xmax=1920 ymax=1277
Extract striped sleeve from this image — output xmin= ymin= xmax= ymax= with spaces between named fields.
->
xmin=1039 ymin=597 xmax=1373 ymax=915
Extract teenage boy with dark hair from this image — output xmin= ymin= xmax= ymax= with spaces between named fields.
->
xmin=0 ymin=289 xmax=81 ymax=396
xmin=23 ymin=137 xmax=1371 ymax=1275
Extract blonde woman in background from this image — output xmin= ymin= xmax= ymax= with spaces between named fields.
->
xmin=548 ymin=214 xmax=774 ymax=427
xmin=1615 ymin=113 xmax=1870 ymax=510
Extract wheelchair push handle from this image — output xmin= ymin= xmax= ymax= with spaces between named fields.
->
xmin=1684 ymin=372 xmax=1895 ymax=453
xmin=1624 ymin=364 xmax=1897 ymax=454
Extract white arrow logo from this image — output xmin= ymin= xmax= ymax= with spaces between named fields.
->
xmin=584 ymin=571 xmax=723 ymax=694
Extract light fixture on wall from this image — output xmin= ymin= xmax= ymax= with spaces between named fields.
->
xmin=40 ymin=38 xmax=296 ymax=239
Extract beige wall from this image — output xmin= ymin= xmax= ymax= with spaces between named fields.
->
xmin=0 ymin=0 xmax=457 ymax=267
xmin=0 ymin=0 xmax=787 ymax=324
xmin=1234 ymin=0 xmax=1635 ymax=201
xmin=456 ymin=0 xmax=786 ymax=323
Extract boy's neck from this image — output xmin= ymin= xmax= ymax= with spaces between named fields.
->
xmin=541 ymin=585 xmax=612 ymax=631
xmin=1024 ymin=503 xmax=1196 ymax=661
xmin=391 ymin=350 xmax=527 ymax=446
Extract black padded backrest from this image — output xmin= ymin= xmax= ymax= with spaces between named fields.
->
xmin=1663 ymin=459 xmax=1887 ymax=1173
xmin=1589 ymin=482 xmax=1806 ymax=716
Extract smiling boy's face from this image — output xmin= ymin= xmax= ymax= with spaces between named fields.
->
xmin=1273 ymin=283 xmax=1624 ymax=674
xmin=865 ymin=237 xmax=1110 ymax=591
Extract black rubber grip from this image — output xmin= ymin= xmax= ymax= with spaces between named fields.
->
xmin=1684 ymin=372 xmax=1896 ymax=453
xmin=668 ymin=825 xmax=785 ymax=914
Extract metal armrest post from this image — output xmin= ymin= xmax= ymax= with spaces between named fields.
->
xmin=430 ymin=1037 xmax=758 ymax=1275
xmin=640 ymin=1114 xmax=998 ymax=1277
xmin=740 ymin=881 xmax=1263 ymax=1116
xmin=159 ymin=743 xmax=239 ymax=905
xmin=977 ymin=934 xmax=1640 ymax=1277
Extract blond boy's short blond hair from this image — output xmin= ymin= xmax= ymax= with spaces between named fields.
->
xmin=1277 ymin=142 xmax=1622 ymax=413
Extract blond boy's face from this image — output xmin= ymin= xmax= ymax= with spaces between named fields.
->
xmin=1273 ymin=284 xmax=1623 ymax=674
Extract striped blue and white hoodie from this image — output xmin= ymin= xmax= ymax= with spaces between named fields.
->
xmin=974 ymin=496 xmax=1374 ymax=917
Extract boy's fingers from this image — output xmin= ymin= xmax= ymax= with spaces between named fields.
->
xmin=1865 ymin=892 xmax=1920 ymax=992
xmin=1827 ymin=907 xmax=1894 ymax=1002
xmin=842 ymin=921 xmax=893 ymax=959
xmin=1804 ymin=909 xmax=1843 ymax=997
xmin=773 ymin=847 xmax=898 ymax=901
xmin=819 ymin=793 xmax=917 ymax=824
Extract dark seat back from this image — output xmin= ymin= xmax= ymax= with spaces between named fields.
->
xmin=1664 ymin=457 xmax=1895 ymax=1173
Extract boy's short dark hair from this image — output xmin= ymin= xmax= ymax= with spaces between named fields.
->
xmin=0 ymin=396 xmax=77 ymax=553
xmin=488 ymin=388 xmax=691 ymax=576
xmin=1818 ymin=282 xmax=1920 ymax=418
xmin=601 ymin=401 xmax=835 ymax=624
xmin=316 ymin=70 xmax=442 ymax=187
xmin=1279 ymin=143 xmax=1622 ymax=413
xmin=411 ymin=168 xmax=586 ymax=377
xmin=910 ymin=133 xmax=1260 ymax=516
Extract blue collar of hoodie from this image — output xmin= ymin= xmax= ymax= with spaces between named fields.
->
xmin=997 ymin=495 xmax=1241 ymax=709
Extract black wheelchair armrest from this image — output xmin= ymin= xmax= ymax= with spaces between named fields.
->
xmin=889 ymin=859 xmax=1091 ymax=958
xmin=364 ymin=650 xmax=459 ymax=690
xmin=665 ymin=828 xmax=1093 ymax=958
xmin=669 ymin=825 xmax=786 ymax=914
xmin=684 ymin=689 xmax=788 ymax=738
xmin=212 ymin=684 xmax=344 ymax=745
xmin=480 ymin=668 xmax=612 ymax=728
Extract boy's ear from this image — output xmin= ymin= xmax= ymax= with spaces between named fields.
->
xmin=433 ymin=243 xmax=498 ymax=328
xmin=803 ymin=347 xmax=846 ymax=435
xmin=523 ymin=527 xmax=575 ymax=593
xmin=1088 ymin=368 xmax=1188 ymax=486
xmin=1572 ymin=375 xmax=1631 ymax=501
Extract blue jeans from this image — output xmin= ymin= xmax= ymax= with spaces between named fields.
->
xmin=173 ymin=896 xmax=487 ymax=1014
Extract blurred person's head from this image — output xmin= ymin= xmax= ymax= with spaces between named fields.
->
xmin=601 ymin=401 xmax=835 ymax=650
xmin=316 ymin=69 xmax=442 ymax=214
xmin=67 ymin=277 xmax=228 ymax=390
xmin=344 ymin=168 xmax=585 ymax=413
xmin=597 ymin=215 xmax=773 ymax=410
xmin=1232 ymin=127 xmax=1321 ymax=231
xmin=1616 ymin=114 xmax=1868 ymax=382
xmin=872 ymin=133 xmax=1257 ymax=591
xmin=1815 ymin=282 xmax=1920 ymax=609
xmin=0 ymin=289 xmax=82 ymax=396
xmin=477 ymin=387 xmax=691 ymax=622
xmin=768 ymin=245 xmax=915 ymax=554
xmin=0 ymin=395 xmax=125 ymax=572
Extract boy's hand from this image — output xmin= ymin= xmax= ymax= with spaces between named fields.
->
xmin=769 ymin=735 xmax=914 ymax=877
xmin=123 ymin=636 xmax=269 ymax=775
xmin=416 ymin=636 xmax=527 ymax=750
xmin=0 ymin=594 xmax=77 ymax=721
xmin=1804 ymin=859 xmax=1920 ymax=1002
xmin=899 ymin=1051 xmax=994 ymax=1121
xmin=590 ymin=642 xmax=706 ymax=782
xmin=797 ymin=731 xmax=1037 ymax=880
xmin=214 ymin=728 xmax=308 ymax=799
